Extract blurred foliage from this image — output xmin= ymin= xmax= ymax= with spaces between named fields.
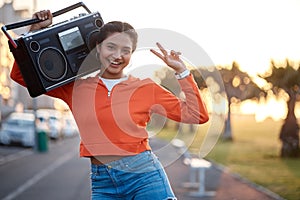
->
xmin=154 ymin=62 xmax=264 ymax=141
xmin=154 ymin=59 xmax=300 ymax=157
xmin=260 ymin=59 xmax=300 ymax=158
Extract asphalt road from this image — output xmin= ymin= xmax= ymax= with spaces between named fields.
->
xmin=0 ymin=136 xmax=91 ymax=200
xmin=0 ymin=136 xmax=284 ymax=200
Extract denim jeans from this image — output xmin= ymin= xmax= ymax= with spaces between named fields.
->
xmin=90 ymin=150 xmax=177 ymax=200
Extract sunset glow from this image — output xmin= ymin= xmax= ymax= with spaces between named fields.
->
xmin=239 ymin=96 xmax=288 ymax=122
xmin=6 ymin=0 xmax=300 ymax=75
xmin=2 ymin=0 xmax=300 ymax=122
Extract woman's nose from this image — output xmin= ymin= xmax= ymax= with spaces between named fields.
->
xmin=112 ymin=50 xmax=122 ymax=59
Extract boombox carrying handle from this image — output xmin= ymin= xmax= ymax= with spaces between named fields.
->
xmin=1 ymin=2 xmax=91 ymax=49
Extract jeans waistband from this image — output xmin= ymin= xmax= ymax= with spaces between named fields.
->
xmin=91 ymin=150 xmax=153 ymax=171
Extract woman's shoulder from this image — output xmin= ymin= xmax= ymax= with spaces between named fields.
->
xmin=125 ymin=75 xmax=158 ymax=87
xmin=127 ymin=75 xmax=157 ymax=83
xmin=73 ymin=76 xmax=100 ymax=85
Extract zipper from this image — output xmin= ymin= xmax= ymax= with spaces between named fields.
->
xmin=99 ymin=78 xmax=128 ymax=98
xmin=106 ymin=82 xmax=125 ymax=97
xmin=99 ymin=82 xmax=112 ymax=98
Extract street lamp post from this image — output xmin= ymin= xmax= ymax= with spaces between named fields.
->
xmin=32 ymin=97 xmax=38 ymax=151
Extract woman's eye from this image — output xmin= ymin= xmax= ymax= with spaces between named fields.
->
xmin=107 ymin=45 xmax=115 ymax=50
xmin=122 ymin=49 xmax=131 ymax=55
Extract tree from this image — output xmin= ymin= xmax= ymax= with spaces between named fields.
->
xmin=261 ymin=59 xmax=300 ymax=157
xmin=192 ymin=62 xmax=263 ymax=140
xmin=155 ymin=63 xmax=263 ymax=141
xmin=218 ymin=62 xmax=264 ymax=140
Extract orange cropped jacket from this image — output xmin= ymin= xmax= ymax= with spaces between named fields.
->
xmin=10 ymin=62 xmax=209 ymax=156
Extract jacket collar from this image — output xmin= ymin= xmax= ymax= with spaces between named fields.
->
xmin=90 ymin=74 xmax=140 ymax=85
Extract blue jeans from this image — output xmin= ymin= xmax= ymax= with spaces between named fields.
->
xmin=90 ymin=150 xmax=177 ymax=200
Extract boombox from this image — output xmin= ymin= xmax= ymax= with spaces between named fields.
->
xmin=1 ymin=2 xmax=104 ymax=97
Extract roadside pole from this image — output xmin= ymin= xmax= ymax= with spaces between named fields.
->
xmin=32 ymin=97 xmax=38 ymax=152
xmin=32 ymin=98 xmax=48 ymax=153
xmin=0 ymin=95 xmax=2 ymax=128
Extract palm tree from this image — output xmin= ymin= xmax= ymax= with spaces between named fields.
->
xmin=192 ymin=62 xmax=263 ymax=140
xmin=261 ymin=59 xmax=300 ymax=157
xmin=219 ymin=62 xmax=264 ymax=140
xmin=155 ymin=63 xmax=263 ymax=141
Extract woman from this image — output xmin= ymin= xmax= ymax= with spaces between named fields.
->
xmin=10 ymin=10 xmax=209 ymax=200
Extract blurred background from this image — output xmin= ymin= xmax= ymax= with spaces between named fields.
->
xmin=0 ymin=0 xmax=300 ymax=199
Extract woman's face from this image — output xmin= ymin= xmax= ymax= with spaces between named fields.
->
xmin=97 ymin=32 xmax=133 ymax=79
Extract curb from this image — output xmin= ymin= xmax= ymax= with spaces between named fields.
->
xmin=207 ymin=159 xmax=286 ymax=200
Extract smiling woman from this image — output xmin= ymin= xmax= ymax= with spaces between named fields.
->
xmin=9 ymin=9 xmax=209 ymax=199
xmin=95 ymin=22 xmax=137 ymax=79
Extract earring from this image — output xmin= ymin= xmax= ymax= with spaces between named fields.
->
xmin=95 ymin=52 xmax=99 ymax=60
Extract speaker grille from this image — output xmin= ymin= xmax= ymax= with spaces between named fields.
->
xmin=38 ymin=47 xmax=67 ymax=81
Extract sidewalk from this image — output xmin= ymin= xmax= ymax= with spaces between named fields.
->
xmin=150 ymin=138 xmax=285 ymax=200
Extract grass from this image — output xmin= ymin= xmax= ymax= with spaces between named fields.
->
xmin=154 ymin=114 xmax=300 ymax=200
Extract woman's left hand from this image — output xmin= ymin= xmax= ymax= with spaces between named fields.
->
xmin=150 ymin=42 xmax=187 ymax=74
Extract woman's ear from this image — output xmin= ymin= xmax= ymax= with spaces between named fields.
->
xmin=96 ymin=42 xmax=101 ymax=54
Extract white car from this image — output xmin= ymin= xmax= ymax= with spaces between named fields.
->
xmin=62 ymin=116 xmax=79 ymax=137
xmin=37 ymin=109 xmax=63 ymax=140
xmin=0 ymin=112 xmax=35 ymax=147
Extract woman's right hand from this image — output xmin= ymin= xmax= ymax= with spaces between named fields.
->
xmin=29 ymin=10 xmax=53 ymax=31
xmin=150 ymin=42 xmax=187 ymax=74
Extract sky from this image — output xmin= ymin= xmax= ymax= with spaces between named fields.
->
xmin=7 ymin=0 xmax=300 ymax=76
xmin=2 ymin=0 xmax=300 ymax=119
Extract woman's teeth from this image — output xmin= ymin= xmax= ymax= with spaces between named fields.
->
xmin=111 ymin=61 xmax=122 ymax=65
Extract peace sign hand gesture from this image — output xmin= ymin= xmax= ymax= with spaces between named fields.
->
xmin=150 ymin=43 xmax=187 ymax=74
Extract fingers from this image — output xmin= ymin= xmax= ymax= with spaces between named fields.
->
xmin=150 ymin=43 xmax=187 ymax=72
xmin=156 ymin=42 xmax=168 ymax=56
xmin=171 ymin=50 xmax=181 ymax=56
xmin=30 ymin=10 xmax=53 ymax=31
xmin=33 ymin=10 xmax=52 ymax=20
xmin=150 ymin=48 xmax=165 ymax=61
xmin=150 ymin=42 xmax=181 ymax=60
xmin=170 ymin=50 xmax=181 ymax=58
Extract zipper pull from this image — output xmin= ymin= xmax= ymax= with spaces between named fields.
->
xmin=108 ymin=91 xmax=111 ymax=97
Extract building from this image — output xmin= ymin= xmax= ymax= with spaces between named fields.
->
xmin=0 ymin=1 xmax=59 ymax=118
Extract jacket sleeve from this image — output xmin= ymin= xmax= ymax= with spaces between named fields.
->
xmin=10 ymin=61 xmax=74 ymax=104
xmin=10 ymin=61 xmax=26 ymax=87
xmin=151 ymin=74 xmax=209 ymax=124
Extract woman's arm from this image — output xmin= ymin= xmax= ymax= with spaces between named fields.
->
xmin=151 ymin=74 xmax=209 ymax=124
xmin=10 ymin=60 xmax=74 ymax=104
xmin=9 ymin=10 xmax=74 ymax=102
xmin=150 ymin=43 xmax=209 ymax=124
xmin=10 ymin=10 xmax=53 ymax=87
xmin=10 ymin=61 xmax=26 ymax=87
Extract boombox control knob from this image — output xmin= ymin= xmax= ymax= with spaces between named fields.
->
xmin=95 ymin=19 xmax=103 ymax=28
xmin=30 ymin=41 xmax=40 ymax=52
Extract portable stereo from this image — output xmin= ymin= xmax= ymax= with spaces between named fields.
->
xmin=1 ymin=2 xmax=104 ymax=97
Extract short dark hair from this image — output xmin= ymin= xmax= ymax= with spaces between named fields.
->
xmin=94 ymin=21 xmax=138 ymax=52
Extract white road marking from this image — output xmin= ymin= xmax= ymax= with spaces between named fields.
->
xmin=2 ymin=150 xmax=76 ymax=200
xmin=0 ymin=149 xmax=33 ymax=166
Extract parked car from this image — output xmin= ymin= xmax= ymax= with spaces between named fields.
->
xmin=37 ymin=109 xmax=63 ymax=140
xmin=62 ymin=114 xmax=79 ymax=137
xmin=0 ymin=112 xmax=35 ymax=147
xmin=35 ymin=112 xmax=51 ymax=137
